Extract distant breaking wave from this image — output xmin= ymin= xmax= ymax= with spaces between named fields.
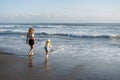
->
xmin=0 ymin=30 xmax=120 ymax=39
xmin=36 ymin=32 xmax=120 ymax=39
xmin=0 ymin=25 xmax=64 ymax=28
xmin=41 ymin=33 xmax=120 ymax=38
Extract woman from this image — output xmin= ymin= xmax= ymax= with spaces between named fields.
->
xmin=26 ymin=27 xmax=35 ymax=56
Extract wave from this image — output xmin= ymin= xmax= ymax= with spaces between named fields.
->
xmin=0 ymin=25 xmax=26 ymax=28
xmin=33 ymin=25 xmax=64 ymax=28
xmin=36 ymin=32 xmax=120 ymax=39
xmin=0 ymin=29 xmax=27 ymax=33
xmin=0 ymin=24 xmax=64 ymax=28
xmin=0 ymin=30 xmax=120 ymax=39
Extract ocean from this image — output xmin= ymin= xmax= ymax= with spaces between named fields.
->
xmin=1 ymin=23 xmax=120 ymax=62
xmin=1 ymin=23 xmax=120 ymax=79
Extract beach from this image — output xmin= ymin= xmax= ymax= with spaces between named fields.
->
xmin=0 ymin=51 xmax=59 ymax=80
xmin=1 ymin=50 xmax=120 ymax=80
xmin=0 ymin=52 xmax=28 ymax=80
xmin=0 ymin=0 xmax=120 ymax=79
xmin=0 ymin=23 xmax=120 ymax=80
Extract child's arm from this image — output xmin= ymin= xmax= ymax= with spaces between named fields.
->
xmin=49 ymin=42 xmax=52 ymax=48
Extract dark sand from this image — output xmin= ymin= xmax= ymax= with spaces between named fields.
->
xmin=0 ymin=52 xmax=55 ymax=80
xmin=1 ymin=51 xmax=120 ymax=80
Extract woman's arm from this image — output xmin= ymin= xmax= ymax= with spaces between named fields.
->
xmin=32 ymin=34 xmax=35 ymax=40
xmin=26 ymin=33 xmax=29 ymax=44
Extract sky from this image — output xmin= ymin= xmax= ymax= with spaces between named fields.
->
xmin=0 ymin=0 xmax=120 ymax=23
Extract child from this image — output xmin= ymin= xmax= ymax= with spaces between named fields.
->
xmin=44 ymin=39 xmax=51 ymax=58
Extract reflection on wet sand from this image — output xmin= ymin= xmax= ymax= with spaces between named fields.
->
xmin=44 ymin=57 xmax=49 ymax=71
xmin=28 ymin=55 xmax=34 ymax=69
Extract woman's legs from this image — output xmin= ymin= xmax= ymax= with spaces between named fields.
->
xmin=29 ymin=45 xmax=34 ymax=56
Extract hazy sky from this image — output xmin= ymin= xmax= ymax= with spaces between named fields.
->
xmin=0 ymin=0 xmax=120 ymax=23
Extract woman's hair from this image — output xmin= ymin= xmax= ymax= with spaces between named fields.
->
xmin=28 ymin=27 xmax=34 ymax=35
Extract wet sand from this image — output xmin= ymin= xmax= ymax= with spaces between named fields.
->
xmin=0 ymin=51 xmax=61 ymax=80
xmin=0 ymin=51 xmax=120 ymax=80
xmin=0 ymin=53 xmax=47 ymax=80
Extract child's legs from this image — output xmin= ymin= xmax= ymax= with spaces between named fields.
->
xmin=45 ymin=47 xmax=48 ymax=55
xmin=46 ymin=50 xmax=48 ymax=55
